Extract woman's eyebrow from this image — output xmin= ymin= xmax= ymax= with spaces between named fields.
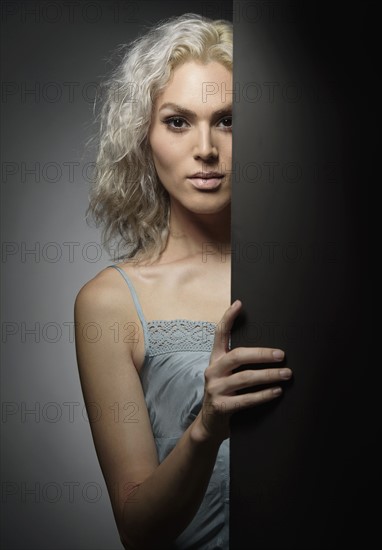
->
xmin=159 ymin=102 xmax=232 ymax=117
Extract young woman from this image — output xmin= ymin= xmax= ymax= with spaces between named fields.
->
xmin=74 ymin=13 xmax=292 ymax=549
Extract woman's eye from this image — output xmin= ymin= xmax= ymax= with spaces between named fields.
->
xmin=162 ymin=116 xmax=232 ymax=131
xmin=218 ymin=116 xmax=232 ymax=129
xmin=163 ymin=117 xmax=188 ymax=130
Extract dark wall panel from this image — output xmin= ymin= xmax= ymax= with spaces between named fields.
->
xmin=230 ymin=1 xmax=380 ymax=548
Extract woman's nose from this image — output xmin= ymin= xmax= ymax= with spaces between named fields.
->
xmin=193 ymin=127 xmax=218 ymax=161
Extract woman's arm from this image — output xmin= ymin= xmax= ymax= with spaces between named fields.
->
xmin=75 ymin=278 xmax=290 ymax=549
xmin=74 ymin=276 xmax=223 ymax=549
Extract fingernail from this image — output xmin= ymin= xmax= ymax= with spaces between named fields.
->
xmin=273 ymin=387 xmax=282 ymax=395
xmin=272 ymin=349 xmax=284 ymax=361
xmin=279 ymin=368 xmax=292 ymax=379
xmin=231 ymin=300 xmax=240 ymax=308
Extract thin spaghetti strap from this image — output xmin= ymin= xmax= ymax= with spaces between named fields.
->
xmin=109 ymin=264 xmax=150 ymax=353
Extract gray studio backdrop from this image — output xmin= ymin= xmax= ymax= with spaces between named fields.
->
xmin=1 ymin=2 xmax=232 ymax=549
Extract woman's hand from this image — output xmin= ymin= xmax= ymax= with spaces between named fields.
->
xmin=192 ymin=300 xmax=292 ymax=444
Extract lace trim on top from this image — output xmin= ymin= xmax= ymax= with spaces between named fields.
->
xmin=146 ymin=319 xmax=217 ymax=357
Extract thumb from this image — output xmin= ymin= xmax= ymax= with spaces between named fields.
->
xmin=211 ymin=300 xmax=242 ymax=359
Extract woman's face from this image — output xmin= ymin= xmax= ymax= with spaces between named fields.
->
xmin=149 ymin=60 xmax=232 ymax=215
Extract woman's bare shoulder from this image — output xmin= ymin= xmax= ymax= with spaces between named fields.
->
xmin=74 ymin=263 xmax=136 ymax=317
xmin=74 ymin=262 xmax=147 ymax=369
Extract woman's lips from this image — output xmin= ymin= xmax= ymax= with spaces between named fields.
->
xmin=187 ymin=176 xmax=224 ymax=190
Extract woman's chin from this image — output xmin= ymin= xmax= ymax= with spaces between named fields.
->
xmin=187 ymin=201 xmax=231 ymax=216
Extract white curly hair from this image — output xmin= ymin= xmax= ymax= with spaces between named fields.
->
xmin=86 ymin=13 xmax=233 ymax=263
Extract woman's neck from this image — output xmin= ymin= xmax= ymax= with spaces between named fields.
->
xmin=162 ymin=201 xmax=231 ymax=263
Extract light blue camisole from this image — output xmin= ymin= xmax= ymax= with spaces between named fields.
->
xmin=110 ymin=264 xmax=230 ymax=549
